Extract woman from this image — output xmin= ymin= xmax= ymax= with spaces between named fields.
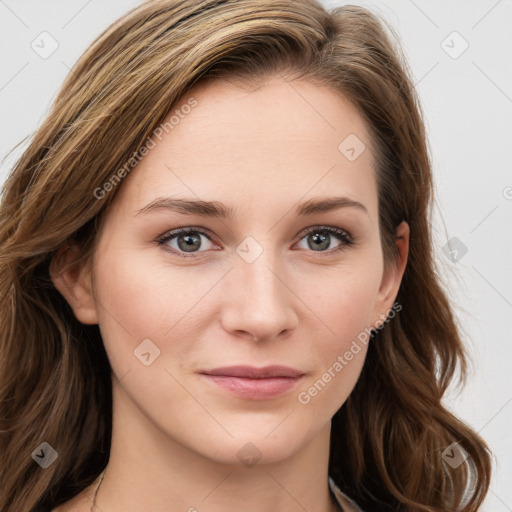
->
xmin=0 ymin=1 xmax=491 ymax=511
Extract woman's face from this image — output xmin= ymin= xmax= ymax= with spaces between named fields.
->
xmin=56 ymin=76 xmax=408 ymax=466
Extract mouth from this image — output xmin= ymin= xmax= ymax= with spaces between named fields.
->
xmin=198 ymin=365 xmax=305 ymax=400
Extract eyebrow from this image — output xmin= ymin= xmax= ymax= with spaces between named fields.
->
xmin=135 ymin=196 xmax=369 ymax=218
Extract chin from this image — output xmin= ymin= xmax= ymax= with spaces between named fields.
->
xmin=189 ymin=425 xmax=314 ymax=468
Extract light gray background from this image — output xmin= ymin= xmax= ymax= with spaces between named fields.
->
xmin=1 ymin=1 xmax=510 ymax=509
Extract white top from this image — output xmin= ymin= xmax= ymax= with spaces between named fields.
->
xmin=329 ymin=477 xmax=365 ymax=512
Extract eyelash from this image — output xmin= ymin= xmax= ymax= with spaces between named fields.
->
xmin=156 ymin=226 xmax=355 ymax=259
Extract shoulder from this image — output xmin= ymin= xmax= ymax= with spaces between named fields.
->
xmin=50 ymin=479 xmax=99 ymax=512
xmin=329 ymin=477 xmax=366 ymax=512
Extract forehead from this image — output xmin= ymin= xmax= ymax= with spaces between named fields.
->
xmin=113 ymin=76 xmax=378 ymax=219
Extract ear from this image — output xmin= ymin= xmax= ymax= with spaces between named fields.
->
xmin=371 ymin=221 xmax=409 ymax=328
xmin=49 ymin=242 xmax=99 ymax=325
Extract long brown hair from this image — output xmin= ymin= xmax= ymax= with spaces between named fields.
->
xmin=0 ymin=1 xmax=491 ymax=510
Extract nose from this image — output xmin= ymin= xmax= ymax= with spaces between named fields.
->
xmin=219 ymin=246 xmax=299 ymax=342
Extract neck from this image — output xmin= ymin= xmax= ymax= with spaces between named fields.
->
xmin=93 ymin=384 xmax=339 ymax=512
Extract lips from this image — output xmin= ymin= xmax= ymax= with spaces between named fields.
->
xmin=199 ymin=365 xmax=305 ymax=400
xmin=201 ymin=365 xmax=304 ymax=379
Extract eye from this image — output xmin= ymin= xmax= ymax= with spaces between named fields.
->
xmin=156 ymin=228 xmax=217 ymax=258
xmin=156 ymin=225 xmax=354 ymax=259
xmin=295 ymin=226 xmax=353 ymax=254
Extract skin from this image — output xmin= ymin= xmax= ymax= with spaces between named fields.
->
xmin=51 ymin=75 xmax=409 ymax=512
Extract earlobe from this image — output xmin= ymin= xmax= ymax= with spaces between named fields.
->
xmin=372 ymin=221 xmax=409 ymax=328
xmin=49 ymin=242 xmax=99 ymax=325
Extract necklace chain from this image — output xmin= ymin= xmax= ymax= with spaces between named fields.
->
xmin=90 ymin=468 xmax=341 ymax=512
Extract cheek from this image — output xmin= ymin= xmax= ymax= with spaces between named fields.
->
xmin=306 ymin=260 xmax=381 ymax=343
xmin=91 ymin=247 xmax=199 ymax=372
xmin=91 ymin=249 xmax=208 ymax=422
xmin=93 ymin=239 xmax=381 ymax=375
xmin=89 ymin=242 xmax=379 ymax=454
xmin=93 ymin=246 xmax=209 ymax=333
xmin=94 ymin=243 xmax=382 ymax=345
xmin=294 ymin=263 xmax=379 ymax=409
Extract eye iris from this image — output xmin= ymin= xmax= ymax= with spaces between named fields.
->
xmin=177 ymin=233 xmax=201 ymax=252
xmin=308 ymin=231 xmax=330 ymax=251
xmin=168 ymin=229 xmax=343 ymax=254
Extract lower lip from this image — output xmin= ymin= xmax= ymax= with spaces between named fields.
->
xmin=201 ymin=374 xmax=303 ymax=400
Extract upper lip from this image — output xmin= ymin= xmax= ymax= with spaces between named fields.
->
xmin=200 ymin=365 xmax=305 ymax=379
